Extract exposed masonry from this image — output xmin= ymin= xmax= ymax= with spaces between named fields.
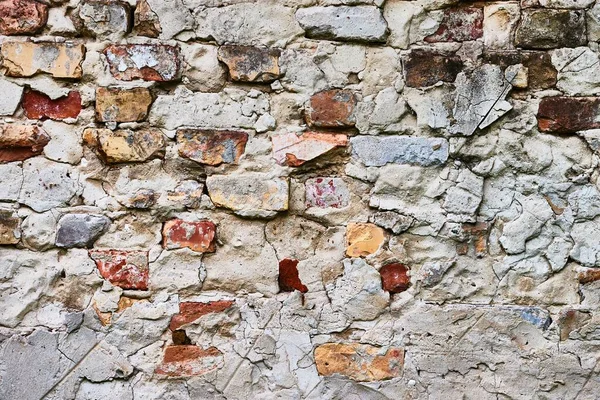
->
xmin=1 ymin=0 xmax=600 ymax=399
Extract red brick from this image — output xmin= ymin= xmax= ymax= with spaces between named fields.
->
xmin=0 ymin=125 xmax=50 ymax=163
xmin=169 ymin=300 xmax=235 ymax=331
xmin=155 ymin=345 xmax=223 ymax=377
xmin=538 ymin=97 xmax=600 ymax=134
xmin=278 ymin=259 xmax=308 ymax=293
xmin=404 ymin=49 xmax=463 ymax=88
xmin=425 ymin=8 xmax=483 ymax=43
xmin=89 ymin=250 xmax=149 ymax=290
xmin=305 ymin=89 xmax=356 ymax=128
xmin=379 ymin=263 xmax=410 ymax=293
xmin=177 ymin=129 xmax=248 ymax=166
xmin=0 ymin=0 xmax=48 ymax=35
xmin=162 ymin=219 xmax=217 ymax=253
xmin=104 ymin=44 xmax=181 ymax=82
xmin=22 ymin=90 xmax=81 ymax=121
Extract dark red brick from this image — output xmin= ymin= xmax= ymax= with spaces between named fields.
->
xmin=537 ymin=97 xmax=600 ymax=134
xmin=22 ymin=90 xmax=82 ymax=121
xmin=278 ymin=258 xmax=308 ymax=293
xmin=404 ymin=49 xmax=463 ymax=88
xmin=218 ymin=45 xmax=281 ymax=83
xmin=425 ymin=8 xmax=483 ymax=43
xmin=305 ymin=89 xmax=356 ymax=128
xmin=169 ymin=300 xmax=235 ymax=331
xmin=89 ymin=250 xmax=149 ymax=290
xmin=379 ymin=263 xmax=410 ymax=293
xmin=0 ymin=0 xmax=48 ymax=35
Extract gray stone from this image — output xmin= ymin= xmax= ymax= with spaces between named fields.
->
xmin=21 ymin=211 xmax=58 ymax=251
xmin=449 ymin=64 xmax=513 ymax=136
xmin=149 ymin=88 xmax=269 ymax=131
xmin=369 ymin=211 xmax=414 ymax=234
xmin=296 ymin=6 xmax=388 ymax=43
xmin=206 ymin=174 xmax=289 ymax=218
xmin=76 ymin=0 xmax=130 ymax=38
xmin=0 ymin=79 xmax=23 ymax=116
xmin=515 ymin=9 xmax=586 ymax=49
xmin=0 ymin=163 xmax=23 ymax=202
xmin=55 ymin=214 xmax=110 ymax=248
xmin=18 ymin=158 xmax=80 ymax=213
xmin=351 ymin=136 xmax=449 ymax=167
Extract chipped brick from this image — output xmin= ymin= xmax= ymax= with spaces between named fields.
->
xmin=169 ymin=301 xmax=234 ymax=331
xmin=155 ymin=345 xmax=223 ymax=377
xmin=305 ymin=89 xmax=356 ymax=128
xmin=0 ymin=0 xmax=48 ymax=35
xmin=89 ymin=250 xmax=149 ymax=290
xmin=162 ymin=219 xmax=217 ymax=253
xmin=218 ymin=45 xmax=281 ymax=83
xmin=404 ymin=49 xmax=463 ymax=88
xmin=425 ymin=8 xmax=483 ymax=43
xmin=272 ymin=132 xmax=348 ymax=167
xmin=537 ymin=97 xmax=600 ymax=134
xmin=83 ymin=128 xmax=165 ymax=163
xmin=0 ymin=125 xmax=50 ymax=163
xmin=103 ymin=44 xmax=182 ymax=81
xmin=177 ymin=129 xmax=248 ymax=166
xmin=278 ymin=259 xmax=308 ymax=293
xmin=95 ymin=87 xmax=153 ymax=123
xmin=379 ymin=263 xmax=410 ymax=293
xmin=1 ymin=42 xmax=85 ymax=79
xmin=23 ymin=90 xmax=82 ymax=121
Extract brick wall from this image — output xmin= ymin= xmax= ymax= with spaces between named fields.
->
xmin=0 ymin=0 xmax=599 ymax=399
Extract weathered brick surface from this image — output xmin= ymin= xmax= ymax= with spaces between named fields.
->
xmin=23 ymin=90 xmax=82 ymax=121
xmin=2 ymin=1 xmax=600 ymax=399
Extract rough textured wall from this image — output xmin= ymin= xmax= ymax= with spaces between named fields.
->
xmin=1 ymin=0 xmax=600 ymax=399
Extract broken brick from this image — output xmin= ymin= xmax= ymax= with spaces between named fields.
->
xmin=218 ymin=45 xmax=281 ymax=83
xmin=0 ymin=125 xmax=50 ymax=163
xmin=155 ymin=345 xmax=224 ymax=377
xmin=104 ymin=44 xmax=182 ymax=81
xmin=177 ymin=129 xmax=248 ymax=166
xmin=1 ymin=42 xmax=85 ymax=79
xmin=162 ymin=219 xmax=217 ymax=253
xmin=89 ymin=250 xmax=149 ymax=290
xmin=305 ymin=89 xmax=356 ymax=128
xmin=22 ymin=90 xmax=82 ymax=121
xmin=0 ymin=0 xmax=48 ymax=35
xmin=379 ymin=263 xmax=410 ymax=293
xmin=404 ymin=49 xmax=463 ymax=88
xmin=537 ymin=97 xmax=600 ymax=134
xmin=95 ymin=87 xmax=153 ymax=123
xmin=278 ymin=259 xmax=308 ymax=293
xmin=272 ymin=132 xmax=348 ymax=167
xmin=169 ymin=300 xmax=234 ymax=331
xmin=425 ymin=8 xmax=483 ymax=43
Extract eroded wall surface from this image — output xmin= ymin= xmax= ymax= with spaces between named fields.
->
xmin=0 ymin=0 xmax=599 ymax=399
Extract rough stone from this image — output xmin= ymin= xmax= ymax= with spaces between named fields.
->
xmin=177 ymin=129 xmax=248 ymax=166
xmin=83 ymin=128 xmax=165 ymax=163
xmin=75 ymin=0 xmax=130 ymax=37
xmin=0 ymin=210 xmax=20 ymax=245
xmin=314 ymin=343 xmax=404 ymax=381
xmin=133 ymin=0 xmax=161 ymax=37
xmin=484 ymin=50 xmax=558 ymax=90
xmin=95 ymin=87 xmax=153 ymax=122
xmin=346 ymin=222 xmax=385 ymax=257
xmin=19 ymin=158 xmax=79 ymax=212
xmin=104 ymin=44 xmax=182 ymax=81
xmin=55 ymin=214 xmax=110 ymax=248
xmin=0 ymin=125 xmax=50 ymax=163
xmin=149 ymin=249 xmax=205 ymax=292
xmin=305 ymin=177 xmax=350 ymax=209
xmin=404 ymin=49 xmax=463 ymax=88
xmin=483 ymin=3 xmax=520 ymax=49
xmin=305 ymin=89 xmax=356 ymax=128
xmin=515 ymin=9 xmax=587 ymax=49
xmin=218 ymin=46 xmax=281 ymax=83
xmin=272 ymin=132 xmax=348 ymax=167
xmin=351 ymin=136 xmax=449 ymax=167
xmin=296 ymin=6 xmax=388 ymax=43
xmin=1 ymin=42 xmax=85 ymax=78
xmin=89 ymin=249 xmax=149 ymax=290
xmin=162 ymin=219 xmax=217 ymax=253
xmin=0 ymin=80 xmax=24 ymax=116
xmin=0 ymin=0 xmax=48 ymax=35
xmin=206 ymin=174 xmax=289 ymax=218
xmin=22 ymin=90 xmax=81 ymax=121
